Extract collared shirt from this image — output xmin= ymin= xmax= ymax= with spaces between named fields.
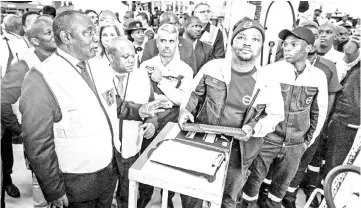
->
xmin=134 ymin=37 xmax=147 ymax=61
xmin=193 ymin=39 xmax=198 ymax=50
xmin=140 ymin=54 xmax=193 ymax=106
xmin=57 ymin=48 xmax=96 ymax=83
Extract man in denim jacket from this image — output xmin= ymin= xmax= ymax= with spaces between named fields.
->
xmin=178 ymin=18 xmax=284 ymax=208
xmin=241 ymin=27 xmax=328 ymax=208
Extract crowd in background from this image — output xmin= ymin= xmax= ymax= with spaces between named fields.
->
xmin=1 ymin=2 xmax=360 ymax=208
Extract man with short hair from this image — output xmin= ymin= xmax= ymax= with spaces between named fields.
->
xmin=280 ymin=21 xmax=342 ymax=208
xmin=2 ymin=18 xmax=57 ymax=206
xmin=1 ymin=14 xmax=28 ymax=75
xmin=123 ymin=11 xmax=134 ymax=23
xmin=193 ymin=2 xmax=225 ymax=58
xmin=19 ymin=10 xmax=164 ymax=208
xmin=179 ymin=18 xmax=284 ymax=208
xmin=241 ymin=27 xmax=328 ymax=208
xmin=138 ymin=24 xmax=194 ymax=208
xmin=105 ymin=37 xmax=158 ymax=208
xmin=183 ymin=16 xmax=213 ymax=72
xmin=334 ymin=26 xmax=349 ymax=50
xmin=318 ymin=23 xmax=348 ymax=81
xmin=141 ymin=12 xmax=197 ymax=76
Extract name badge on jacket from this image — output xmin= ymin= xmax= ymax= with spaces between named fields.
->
xmin=102 ymin=88 xmax=116 ymax=106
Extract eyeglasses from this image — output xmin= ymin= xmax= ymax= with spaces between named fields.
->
xmin=195 ymin=10 xmax=211 ymax=14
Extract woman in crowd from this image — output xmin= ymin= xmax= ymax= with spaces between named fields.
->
xmin=97 ymin=24 xmax=122 ymax=60
xmin=125 ymin=20 xmax=147 ymax=63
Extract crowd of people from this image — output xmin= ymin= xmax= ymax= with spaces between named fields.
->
xmin=1 ymin=2 xmax=360 ymax=208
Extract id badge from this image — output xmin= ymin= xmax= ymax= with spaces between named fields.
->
xmin=102 ymin=88 xmax=116 ymax=106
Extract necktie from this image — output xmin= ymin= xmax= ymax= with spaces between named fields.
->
xmin=77 ymin=61 xmax=97 ymax=93
xmin=116 ymin=74 xmax=127 ymax=98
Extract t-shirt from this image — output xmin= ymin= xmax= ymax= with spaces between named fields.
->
xmin=220 ymin=67 xmax=256 ymax=128
xmin=313 ymin=56 xmax=342 ymax=93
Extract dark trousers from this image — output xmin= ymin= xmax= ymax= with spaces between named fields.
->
xmin=323 ymin=119 xmax=358 ymax=178
xmin=67 ymin=159 xmax=118 ymax=208
xmin=281 ymin=135 xmax=321 ymax=203
xmin=115 ymin=153 xmax=139 ymax=208
xmin=242 ymin=142 xmax=306 ymax=208
xmin=1 ymin=128 xmax=14 ymax=187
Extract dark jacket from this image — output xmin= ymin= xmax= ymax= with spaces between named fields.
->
xmin=141 ymin=37 xmax=197 ymax=76
xmin=20 ymin=69 xmax=144 ymax=202
xmin=194 ymin=40 xmax=213 ymax=73
xmin=200 ymin=23 xmax=225 ymax=59
xmin=331 ymin=61 xmax=360 ymax=126
xmin=185 ymin=59 xmax=284 ymax=137
xmin=1 ymin=51 xmax=48 ymax=136
xmin=263 ymin=61 xmax=328 ymax=147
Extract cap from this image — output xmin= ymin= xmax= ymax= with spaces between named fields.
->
xmin=278 ymin=27 xmax=315 ymax=45
xmin=231 ymin=17 xmax=265 ymax=45
xmin=299 ymin=20 xmax=319 ymax=29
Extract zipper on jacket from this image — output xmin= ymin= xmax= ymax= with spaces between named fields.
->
xmin=284 ymin=85 xmax=294 ymax=143
xmin=216 ymin=85 xmax=228 ymax=125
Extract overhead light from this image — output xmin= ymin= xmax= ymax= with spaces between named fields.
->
xmin=7 ymin=4 xmax=16 ymax=8
xmin=37 ymin=6 xmax=43 ymax=9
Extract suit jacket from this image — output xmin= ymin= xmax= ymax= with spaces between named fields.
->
xmin=141 ymin=37 xmax=197 ymax=76
xmin=195 ymin=40 xmax=214 ymax=73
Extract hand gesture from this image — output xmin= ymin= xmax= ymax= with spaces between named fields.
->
xmin=178 ymin=108 xmax=194 ymax=129
xmin=49 ymin=194 xmax=68 ymax=208
xmin=150 ymin=67 xmax=163 ymax=83
xmin=139 ymin=98 xmax=169 ymax=118
xmin=140 ymin=123 xmax=155 ymax=139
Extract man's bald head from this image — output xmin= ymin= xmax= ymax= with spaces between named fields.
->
xmin=27 ymin=19 xmax=53 ymax=40
xmin=106 ymin=37 xmax=136 ymax=73
xmin=106 ymin=37 xmax=134 ymax=56
xmin=3 ymin=14 xmax=24 ymax=35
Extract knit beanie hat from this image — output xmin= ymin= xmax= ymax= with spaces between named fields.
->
xmin=231 ymin=17 xmax=265 ymax=45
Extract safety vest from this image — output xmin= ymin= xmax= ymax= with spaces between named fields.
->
xmin=36 ymin=53 xmax=119 ymax=174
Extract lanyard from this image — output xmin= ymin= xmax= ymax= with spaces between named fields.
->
xmin=55 ymin=51 xmax=115 ymax=144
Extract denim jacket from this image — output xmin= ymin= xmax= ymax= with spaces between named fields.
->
xmin=183 ymin=58 xmax=284 ymax=137
xmin=263 ymin=60 xmax=328 ymax=147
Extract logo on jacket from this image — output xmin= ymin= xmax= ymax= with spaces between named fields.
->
xmin=242 ymin=95 xmax=252 ymax=105
xmin=305 ymin=97 xmax=313 ymax=105
xmin=102 ymin=88 xmax=116 ymax=106
xmin=244 ymin=22 xmax=253 ymax=28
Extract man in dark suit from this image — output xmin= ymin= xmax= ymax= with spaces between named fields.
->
xmin=141 ymin=12 xmax=197 ymax=76
xmin=183 ymin=16 xmax=213 ymax=73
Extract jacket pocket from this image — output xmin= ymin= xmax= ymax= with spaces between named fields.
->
xmin=204 ymin=75 xmax=226 ymax=103
xmin=297 ymin=86 xmax=318 ymax=110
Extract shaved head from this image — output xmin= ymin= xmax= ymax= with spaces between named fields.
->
xmin=106 ymin=37 xmax=133 ymax=56
xmin=106 ymin=37 xmax=136 ymax=73
xmin=3 ymin=14 xmax=24 ymax=35
xmin=27 ymin=19 xmax=53 ymax=40
xmin=319 ymin=23 xmax=337 ymax=32
xmin=3 ymin=14 xmax=21 ymax=28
